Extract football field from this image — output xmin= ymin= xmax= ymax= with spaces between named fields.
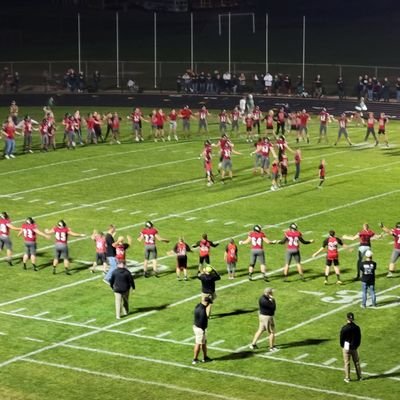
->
xmin=0 ymin=106 xmax=399 ymax=400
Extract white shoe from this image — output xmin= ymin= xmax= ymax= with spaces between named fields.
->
xmin=9 ymin=154 xmax=15 ymax=158
xmin=135 ymin=137 xmax=139 ymax=142
xmin=116 ymin=141 xmax=121 ymax=144
xmin=5 ymin=155 xmax=10 ymax=159
xmin=29 ymin=149 xmax=34 ymax=153
xmin=270 ymin=185 xmax=276 ymax=191
xmin=174 ymin=135 xmax=178 ymax=141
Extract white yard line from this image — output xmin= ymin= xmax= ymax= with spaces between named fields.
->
xmin=1 ymin=307 xmax=399 ymax=382
xmin=384 ymin=364 xmax=400 ymax=374
xmin=22 ymin=358 xmax=244 ymax=400
xmin=0 ymin=141 xmax=190 ymax=178
xmin=6 ymin=157 xmax=198 ymax=198
xmin=22 ymin=348 xmax=383 ymax=400
xmin=323 ymin=358 xmax=337 ymax=366
xmin=23 ymin=337 xmax=44 ymax=343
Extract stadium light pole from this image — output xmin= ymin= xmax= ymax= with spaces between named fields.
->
xmin=190 ymin=12 xmax=194 ymax=72
xmin=116 ymin=12 xmax=120 ymax=88
xmin=228 ymin=12 xmax=231 ymax=73
xmin=77 ymin=13 xmax=81 ymax=73
xmin=219 ymin=13 xmax=254 ymax=74
xmin=154 ymin=12 xmax=157 ymax=89
xmin=265 ymin=13 xmax=269 ymax=74
xmin=302 ymin=15 xmax=306 ymax=89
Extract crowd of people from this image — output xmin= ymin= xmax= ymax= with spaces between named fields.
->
xmin=177 ymin=69 xmax=400 ymax=100
xmin=1 ymin=95 xmax=391 ymax=163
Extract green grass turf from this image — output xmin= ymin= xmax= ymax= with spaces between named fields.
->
xmin=0 ymin=105 xmax=399 ymax=400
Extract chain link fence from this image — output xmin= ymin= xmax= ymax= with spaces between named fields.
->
xmin=0 ymin=60 xmax=399 ymax=96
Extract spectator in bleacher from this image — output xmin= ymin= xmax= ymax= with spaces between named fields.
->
xmin=381 ymin=77 xmax=390 ymax=102
xmin=206 ymin=73 xmax=213 ymax=93
xmin=366 ymin=78 xmax=373 ymax=101
xmin=238 ymin=73 xmax=246 ymax=93
xmin=223 ymin=71 xmax=231 ymax=93
xmin=336 ymin=76 xmax=345 ymax=100
xmin=313 ymin=74 xmax=323 ymax=98
xmin=264 ymin=71 xmax=273 ymax=95
xmin=78 ymin=72 xmax=86 ymax=93
xmin=283 ymin=74 xmax=291 ymax=95
xmin=198 ymin=72 xmax=206 ymax=93
xmin=192 ymin=73 xmax=199 ymax=94
xmin=231 ymin=74 xmax=238 ymax=95
xmin=396 ymin=77 xmax=400 ymax=102
xmin=295 ymin=75 xmax=304 ymax=96
xmin=372 ymin=77 xmax=381 ymax=101
xmin=272 ymin=74 xmax=280 ymax=95
xmin=214 ymin=71 xmax=222 ymax=94
xmin=253 ymin=73 xmax=263 ymax=94
xmin=93 ymin=70 xmax=101 ymax=92
xmin=182 ymin=71 xmax=192 ymax=93
xmin=356 ymin=76 xmax=364 ymax=100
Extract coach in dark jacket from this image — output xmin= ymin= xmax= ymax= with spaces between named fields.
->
xmin=340 ymin=312 xmax=362 ymax=382
xmin=109 ymin=263 xmax=135 ymax=319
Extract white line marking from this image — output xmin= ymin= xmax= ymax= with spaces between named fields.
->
xmin=41 ymin=346 xmax=382 ymax=400
xmin=209 ymin=340 xmax=225 ymax=346
xmin=130 ymin=327 xmax=146 ymax=333
xmin=0 ymin=141 xmax=190 ymax=177
xmin=33 ymin=311 xmax=50 ymax=317
xmin=45 ymin=201 xmax=56 ymax=205
xmin=244 ymin=223 xmax=254 ymax=227
xmin=224 ymin=221 xmax=236 ymax=225
xmin=62 ymin=203 xmax=73 ymax=206
xmin=181 ymin=336 xmax=195 ymax=343
xmin=12 ymin=197 xmax=24 ymax=201
xmin=322 ymin=358 xmax=337 ymax=366
xmin=294 ymin=353 xmax=309 ymax=361
xmin=298 ymin=291 xmax=325 ymax=296
xmin=10 ymin=308 xmax=26 ymax=313
xmin=22 ymin=359 xmax=244 ymax=400
xmin=82 ymin=168 xmax=97 ymax=173
xmin=57 ymin=315 xmax=72 ymax=321
xmin=1 ymin=308 xmax=397 ymax=383
xmin=112 ymin=209 xmax=125 ymax=213
xmin=0 ymin=277 xmax=100 ymax=307
xmin=95 ymin=207 xmax=107 ymax=211
xmin=155 ymin=331 xmax=171 ymax=338
xmin=206 ymin=219 xmax=216 ymax=223
xmin=360 ymin=363 xmax=367 ymax=368
xmin=0 ymin=332 xmax=6 ymax=335
xmin=129 ymin=210 xmax=142 ymax=215
xmin=148 ymin=212 xmax=158 ymax=217
xmin=385 ymin=364 xmax=400 ymax=374
xmin=7 ymin=157 xmax=198 ymax=198
xmin=82 ymin=319 xmax=97 ymax=325
xmin=23 ymin=337 xmax=44 ymax=343
xmin=28 ymin=199 xmax=41 ymax=203
xmin=185 ymin=217 xmax=197 ymax=221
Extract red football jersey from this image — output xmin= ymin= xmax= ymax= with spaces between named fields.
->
xmin=141 ymin=227 xmax=158 ymax=245
xmin=391 ymin=228 xmax=400 ymax=250
xmin=0 ymin=218 xmax=11 ymax=236
xmin=21 ymin=222 xmax=37 ymax=243
xmin=249 ymin=231 xmax=265 ymax=250
xmin=53 ymin=227 xmax=69 ymax=244
xmin=285 ymin=230 xmax=302 ymax=250
xmin=226 ymin=243 xmax=238 ymax=262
